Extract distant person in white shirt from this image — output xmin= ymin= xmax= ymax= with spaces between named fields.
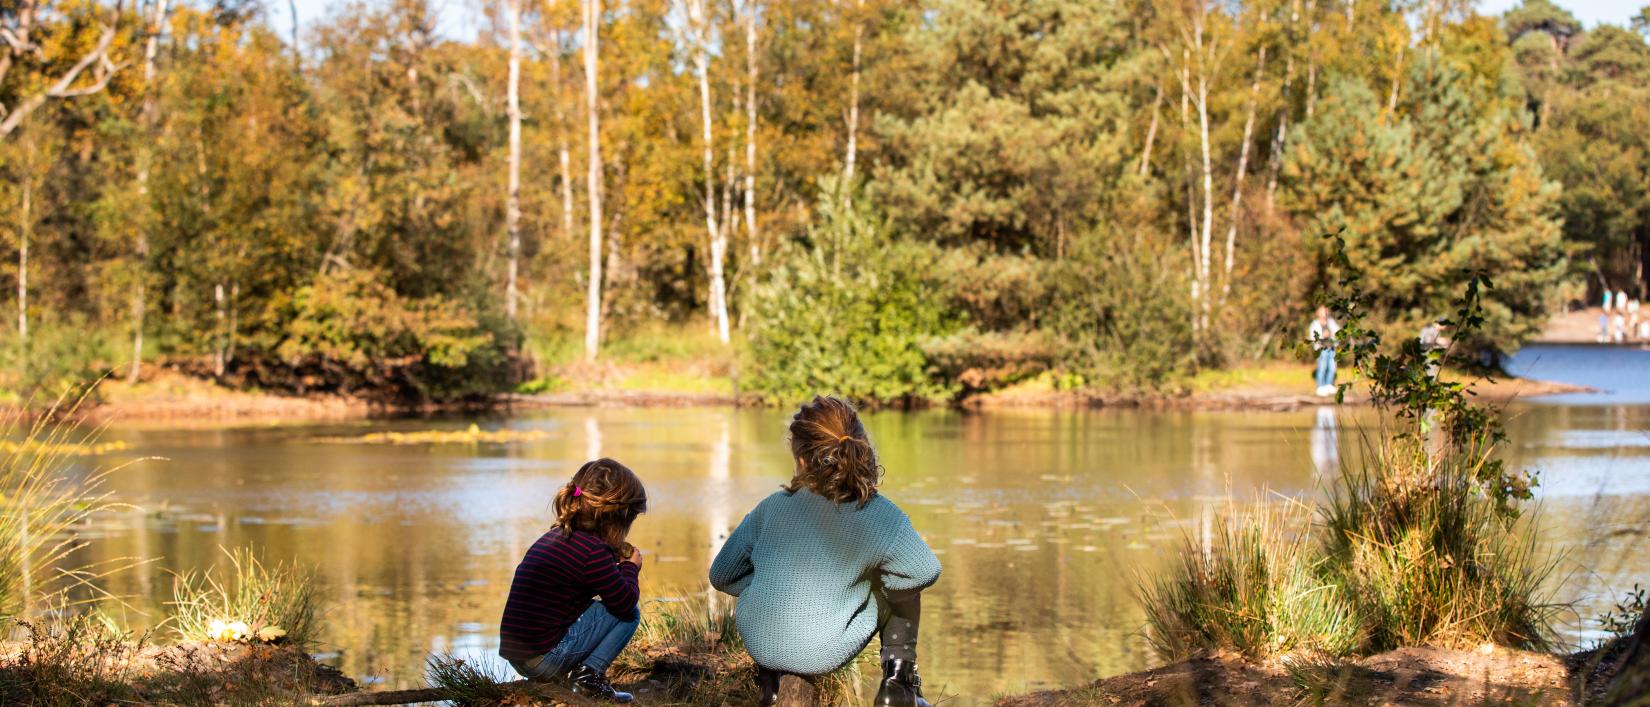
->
xmin=1309 ymin=306 xmax=1340 ymax=397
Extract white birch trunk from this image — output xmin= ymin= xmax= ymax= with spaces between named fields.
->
xmin=1139 ymin=82 xmax=1162 ymax=176
xmin=505 ymin=0 xmax=524 ymax=320
xmin=130 ymin=0 xmax=169 ymax=384
xmin=213 ymin=283 xmax=227 ymax=377
xmin=17 ymin=175 xmax=28 ymax=346
xmin=582 ymin=0 xmax=604 ymax=360
xmin=842 ymin=0 xmax=864 ymax=185
xmin=551 ymin=37 xmax=576 ymax=244
xmin=743 ymin=0 xmax=759 ymax=265
xmin=1221 ymin=44 xmax=1266 ymax=300
xmin=689 ymin=0 xmax=730 ymax=343
xmin=1194 ymin=32 xmax=1215 ymax=333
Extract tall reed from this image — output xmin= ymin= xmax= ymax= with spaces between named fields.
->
xmin=0 ymin=395 xmax=127 ymax=620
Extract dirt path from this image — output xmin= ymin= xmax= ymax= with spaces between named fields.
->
xmin=996 ymin=646 xmax=1576 ymax=707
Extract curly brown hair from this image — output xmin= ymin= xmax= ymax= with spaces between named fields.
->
xmin=784 ymin=396 xmax=882 ymax=506
xmin=553 ymin=458 xmax=648 ymax=558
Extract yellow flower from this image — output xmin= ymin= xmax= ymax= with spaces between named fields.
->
xmin=256 ymin=626 xmax=287 ymax=643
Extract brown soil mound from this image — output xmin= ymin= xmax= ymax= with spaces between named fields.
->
xmin=0 ymin=638 xmax=356 ymax=705
xmin=997 ymin=646 xmax=1574 ymax=707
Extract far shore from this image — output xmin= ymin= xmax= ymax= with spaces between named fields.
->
xmin=30 ymin=361 xmax=1594 ymax=426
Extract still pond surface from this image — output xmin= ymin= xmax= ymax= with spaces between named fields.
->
xmin=70 ymin=344 xmax=1650 ymax=702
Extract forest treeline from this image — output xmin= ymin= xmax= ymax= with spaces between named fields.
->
xmin=0 ymin=0 xmax=1646 ymax=404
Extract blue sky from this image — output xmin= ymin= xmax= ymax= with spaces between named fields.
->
xmin=269 ymin=0 xmax=1643 ymax=45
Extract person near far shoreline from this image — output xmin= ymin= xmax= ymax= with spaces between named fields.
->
xmin=711 ymin=396 xmax=942 ymax=707
xmin=1605 ymin=288 xmax=1614 ymax=313
xmin=499 ymin=459 xmax=649 ymax=703
xmin=1309 ymin=306 xmax=1341 ymax=397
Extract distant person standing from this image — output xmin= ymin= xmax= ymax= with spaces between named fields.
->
xmin=1605 ymin=288 xmax=1614 ymax=313
xmin=1309 ymin=306 xmax=1340 ymax=397
xmin=1617 ymin=289 xmax=1629 ymax=317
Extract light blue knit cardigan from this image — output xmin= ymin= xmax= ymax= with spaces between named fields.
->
xmin=709 ymin=488 xmax=942 ymax=676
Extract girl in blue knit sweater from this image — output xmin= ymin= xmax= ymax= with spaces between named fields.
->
xmin=710 ymin=396 xmax=941 ymax=707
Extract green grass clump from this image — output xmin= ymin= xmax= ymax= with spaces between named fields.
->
xmin=169 ymin=546 xmax=321 ymax=647
xmin=1321 ymin=433 xmax=1559 ymax=653
xmin=1142 ymin=503 xmax=1361 ymax=661
xmin=0 ymin=613 xmax=143 ymax=706
xmin=426 ymin=654 xmax=511 ymax=706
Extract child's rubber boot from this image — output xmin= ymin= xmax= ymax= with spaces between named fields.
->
xmin=873 ymin=658 xmax=930 ymax=707
xmin=564 ymin=664 xmax=634 ymax=703
xmin=755 ymin=666 xmax=782 ymax=706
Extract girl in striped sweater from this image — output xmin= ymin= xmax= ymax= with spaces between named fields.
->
xmin=499 ymin=458 xmax=648 ymax=703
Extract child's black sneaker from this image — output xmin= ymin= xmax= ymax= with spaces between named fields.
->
xmin=874 ymin=658 xmax=930 ymax=707
xmin=563 ymin=664 xmax=634 ymax=703
xmin=755 ymin=666 xmax=782 ymax=706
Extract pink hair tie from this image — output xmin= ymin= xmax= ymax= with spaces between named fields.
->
xmin=573 ymin=485 xmax=583 ymax=497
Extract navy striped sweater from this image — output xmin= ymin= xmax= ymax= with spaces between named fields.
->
xmin=499 ymin=527 xmax=640 ymax=661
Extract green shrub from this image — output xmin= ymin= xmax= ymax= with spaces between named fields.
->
xmin=1141 ymin=503 xmax=1362 ymax=660
xmin=747 ymin=178 xmax=960 ymax=406
xmin=169 ymin=547 xmax=321 ymax=647
xmin=1048 ymin=227 xmax=1197 ymax=390
xmin=244 ymin=268 xmax=521 ymax=402
xmin=0 ymin=314 xmax=121 ymax=403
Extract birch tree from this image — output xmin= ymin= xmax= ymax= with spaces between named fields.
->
xmin=129 ymin=0 xmax=169 ymax=383
xmin=684 ymin=0 xmax=730 ymax=343
xmin=582 ymin=0 xmax=604 ymax=359
xmin=505 ymin=0 xmax=524 ymax=320
xmin=0 ymin=0 xmax=124 ymax=140
xmin=841 ymin=0 xmax=865 ymax=186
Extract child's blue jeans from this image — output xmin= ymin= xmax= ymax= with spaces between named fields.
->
xmin=511 ymin=603 xmax=640 ymax=680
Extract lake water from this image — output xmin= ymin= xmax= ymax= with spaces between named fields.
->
xmin=65 ymin=344 xmax=1650 ymax=702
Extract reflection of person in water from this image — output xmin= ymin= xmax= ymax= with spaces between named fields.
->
xmin=1310 ymin=406 xmax=1338 ymax=476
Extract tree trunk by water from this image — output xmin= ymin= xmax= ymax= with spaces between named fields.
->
xmin=504 ymin=0 xmax=524 ymax=321
xmin=582 ymin=0 xmax=604 ymax=360
xmin=842 ymin=0 xmax=864 ymax=187
xmin=689 ymin=0 xmax=730 ymax=344
xmin=743 ymin=0 xmax=759 ymax=266
xmin=131 ymin=0 xmax=170 ymax=384
xmin=213 ymin=283 xmax=228 ymax=377
xmin=550 ymin=35 xmax=576 ymax=247
xmin=17 ymin=173 xmax=29 ymax=346
xmin=1266 ymin=0 xmax=1301 ymax=211
xmin=1221 ymin=42 xmax=1266 ymax=301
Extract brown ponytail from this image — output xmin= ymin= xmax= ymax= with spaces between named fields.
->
xmin=553 ymin=458 xmax=648 ymax=557
xmin=785 ymin=396 xmax=882 ymax=507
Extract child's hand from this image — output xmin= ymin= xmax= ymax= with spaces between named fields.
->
xmin=623 ymin=547 xmax=645 ymax=569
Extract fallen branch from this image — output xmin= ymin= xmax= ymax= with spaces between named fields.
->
xmin=310 ymin=679 xmax=604 ymax=706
